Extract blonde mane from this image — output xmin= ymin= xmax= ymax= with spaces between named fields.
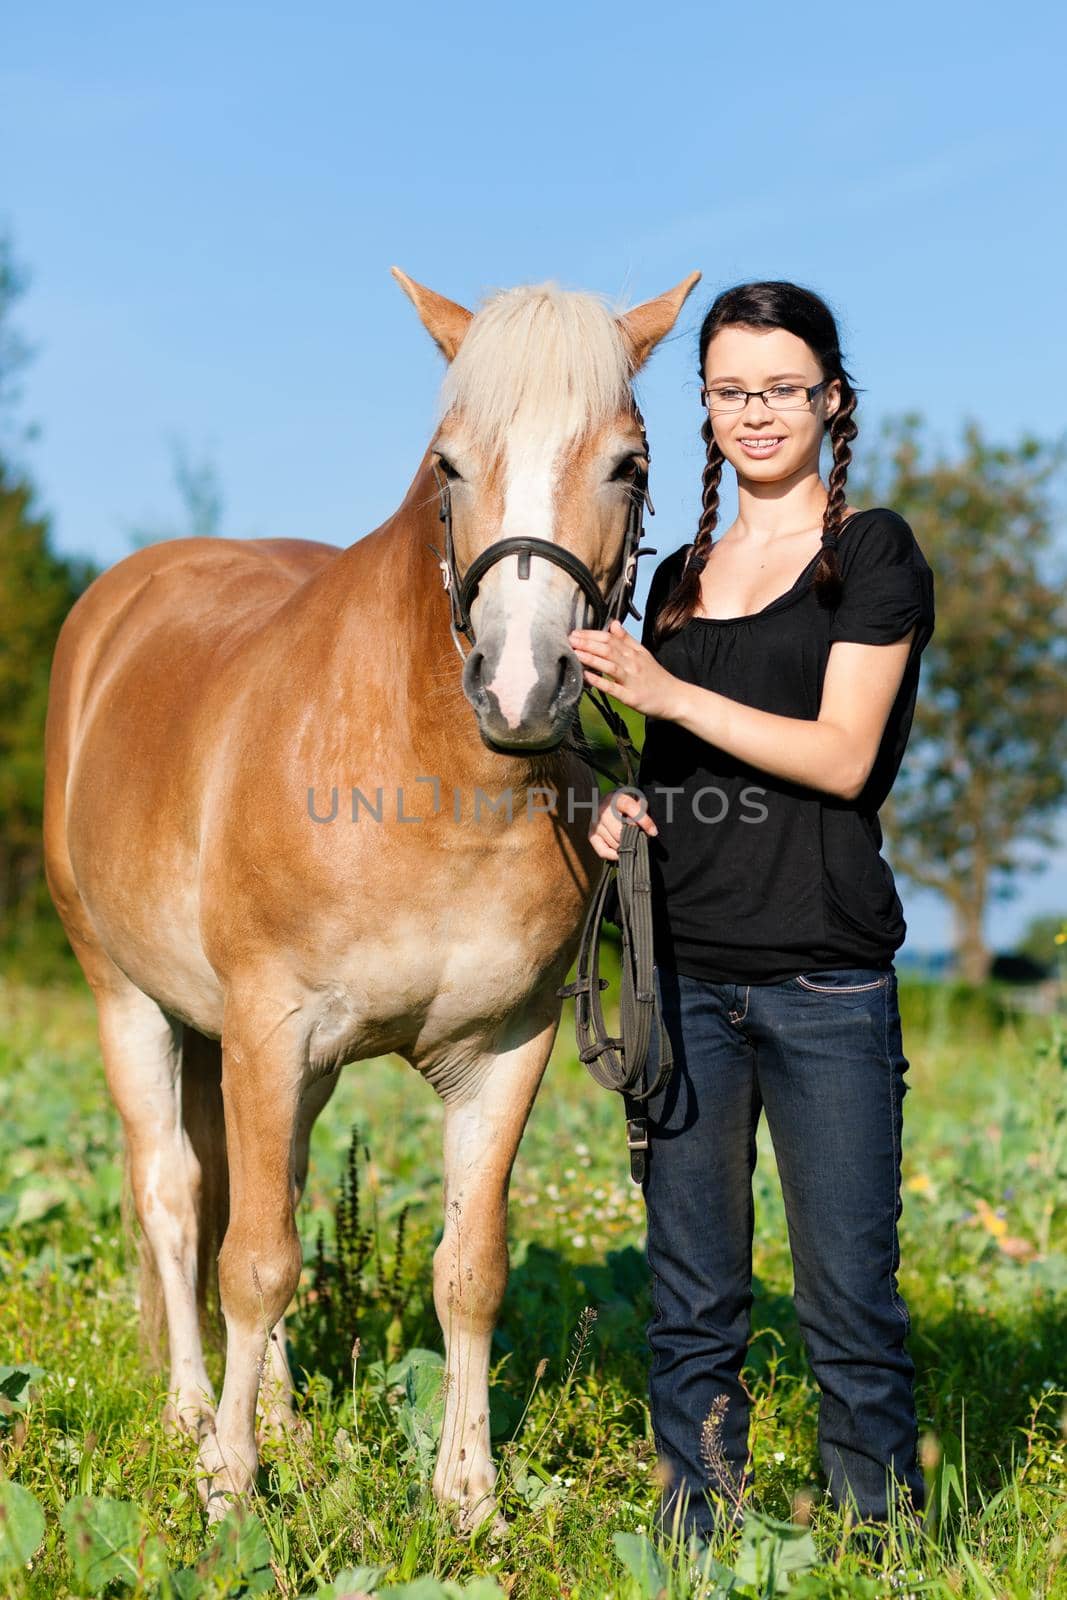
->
xmin=438 ymin=282 xmax=633 ymax=459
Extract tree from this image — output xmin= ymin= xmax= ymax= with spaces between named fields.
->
xmin=0 ymin=463 xmax=95 ymax=950
xmin=0 ymin=235 xmax=97 ymax=968
xmin=1016 ymin=912 xmax=1067 ymax=970
xmin=0 ymin=236 xmax=34 ymax=443
xmin=857 ymin=416 xmax=1067 ymax=984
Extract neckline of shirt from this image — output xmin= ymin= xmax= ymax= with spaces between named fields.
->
xmin=684 ymin=508 xmax=872 ymax=627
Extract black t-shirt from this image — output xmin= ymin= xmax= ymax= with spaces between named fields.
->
xmin=635 ymin=508 xmax=936 ymax=984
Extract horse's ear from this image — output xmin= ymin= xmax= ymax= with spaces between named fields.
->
xmin=391 ymin=267 xmax=473 ymax=362
xmin=618 ymin=270 xmax=702 ymax=374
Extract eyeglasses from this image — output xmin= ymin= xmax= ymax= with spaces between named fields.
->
xmin=700 ymin=380 xmax=828 ymax=414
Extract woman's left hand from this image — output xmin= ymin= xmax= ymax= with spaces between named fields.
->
xmin=568 ymin=620 xmax=681 ymax=720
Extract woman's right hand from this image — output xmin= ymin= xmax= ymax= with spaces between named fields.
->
xmin=589 ymin=790 xmax=659 ymax=861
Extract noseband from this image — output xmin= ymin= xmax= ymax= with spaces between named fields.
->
xmin=427 ymin=414 xmax=659 ymax=667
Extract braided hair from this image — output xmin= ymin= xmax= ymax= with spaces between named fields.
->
xmin=652 ymin=281 xmax=858 ymax=647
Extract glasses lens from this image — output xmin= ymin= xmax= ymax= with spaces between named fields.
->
xmin=765 ymin=385 xmax=811 ymax=411
xmin=705 ymin=387 xmax=746 ymax=412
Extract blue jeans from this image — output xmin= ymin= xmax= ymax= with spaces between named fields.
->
xmin=643 ymin=963 xmax=925 ymax=1541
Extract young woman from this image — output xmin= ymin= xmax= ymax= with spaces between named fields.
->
xmin=567 ymin=281 xmax=934 ymax=1552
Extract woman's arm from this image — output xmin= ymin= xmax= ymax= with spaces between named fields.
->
xmin=568 ymin=619 xmax=916 ymax=801
xmin=672 ymin=630 xmax=916 ymax=799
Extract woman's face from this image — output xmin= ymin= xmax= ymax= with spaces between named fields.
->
xmin=703 ymin=325 xmax=840 ymax=484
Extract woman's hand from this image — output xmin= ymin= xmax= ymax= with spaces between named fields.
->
xmin=568 ymin=619 xmax=682 ymax=720
xmin=589 ymin=790 xmax=659 ymax=862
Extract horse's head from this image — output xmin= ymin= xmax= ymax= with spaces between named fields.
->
xmin=393 ymin=267 xmax=700 ymax=752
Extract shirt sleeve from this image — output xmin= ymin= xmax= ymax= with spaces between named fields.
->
xmin=829 ymin=512 xmax=935 ymax=648
xmin=639 ymin=547 xmax=688 ymax=651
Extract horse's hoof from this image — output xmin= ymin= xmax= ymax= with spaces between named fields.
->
xmin=163 ymin=1394 xmax=216 ymax=1446
xmin=201 ymin=1483 xmax=239 ymax=1525
xmin=481 ymin=1510 xmax=510 ymax=1543
xmin=449 ymin=1491 xmax=508 ymax=1540
xmin=196 ymin=1430 xmax=255 ymax=1522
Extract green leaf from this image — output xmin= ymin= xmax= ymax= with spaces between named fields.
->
xmin=0 ymin=1368 xmax=35 ymax=1404
xmin=392 ymin=1349 xmax=445 ymax=1478
xmin=330 ymin=1567 xmax=388 ymax=1595
xmin=163 ymin=1574 xmax=199 ymax=1600
xmin=376 ymin=1582 xmax=505 ymax=1600
xmin=398 ymin=1350 xmax=445 ymax=1413
xmin=86 ymin=1159 xmax=124 ymax=1219
xmin=0 ymin=1480 xmax=45 ymax=1577
xmin=157 ymin=1572 xmax=203 ymax=1600
xmin=508 ymin=1457 xmax=563 ymax=1511
xmin=193 ymin=1507 xmax=275 ymax=1595
xmin=612 ymin=1530 xmax=668 ymax=1597
xmin=732 ymin=1508 xmax=818 ymax=1593
xmin=60 ymin=1495 xmax=168 ymax=1593
xmin=14 ymin=1184 xmax=67 ymax=1226
xmin=0 ymin=1364 xmax=46 ymax=1411
xmin=379 ymin=1581 xmax=451 ymax=1600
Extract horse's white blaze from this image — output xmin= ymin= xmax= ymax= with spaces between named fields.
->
xmin=480 ymin=425 xmax=566 ymax=728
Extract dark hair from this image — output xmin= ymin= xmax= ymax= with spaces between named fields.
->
xmin=652 ymin=280 xmax=858 ymax=646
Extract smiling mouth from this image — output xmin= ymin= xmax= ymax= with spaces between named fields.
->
xmin=738 ymin=436 xmax=785 ymax=455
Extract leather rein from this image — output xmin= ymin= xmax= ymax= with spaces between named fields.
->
xmin=427 ymin=418 xmax=675 ymax=1182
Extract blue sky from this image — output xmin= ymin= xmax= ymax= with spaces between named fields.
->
xmin=3 ymin=0 xmax=1066 ymax=952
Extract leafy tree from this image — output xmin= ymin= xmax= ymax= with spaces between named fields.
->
xmin=858 ymin=416 xmax=1067 ymax=984
xmin=0 ymin=236 xmax=97 ymax=971
xmin=0 ymin=236 xmax=33 ymax=442
xmin=1016 ymin=912 xmax=1067 ymax=970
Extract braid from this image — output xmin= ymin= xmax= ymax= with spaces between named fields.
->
xmin=813 ymin=383 xmax=858 ymax=607
xmin=652 ymin=415 xmax=724 ymax=647
xmin=694 ymin=416 xmax=724 ymax=556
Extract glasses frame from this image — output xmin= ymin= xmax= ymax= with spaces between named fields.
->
xmin=700 ymin=379 xmax=828 ymax=413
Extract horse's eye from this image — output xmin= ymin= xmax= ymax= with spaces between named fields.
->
xmin=435 ymin=454 xmax=462 ymax=482
xmin=610 ymin=455 xmax=642 ymax=482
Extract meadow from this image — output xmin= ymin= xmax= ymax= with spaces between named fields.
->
xmin=0 ymin=969 xmax=1064 ymax=1598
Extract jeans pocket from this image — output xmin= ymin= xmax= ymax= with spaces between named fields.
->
xmin=794 ymin=967 xmax=890 ymax=993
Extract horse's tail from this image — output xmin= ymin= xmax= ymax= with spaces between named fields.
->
xmin=127 ymin=1024 xmax=229 ymax=1365
xmin=131 ymin=1024 xmax=229 ymax=1362
xmin=181 ymin=1026 xmax=230 ymax=1342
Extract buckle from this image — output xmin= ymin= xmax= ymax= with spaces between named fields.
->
xmin=625 ymin=1118 xmax=648 ymax=1151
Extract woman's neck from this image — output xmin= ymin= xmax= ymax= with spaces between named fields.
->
xmin=733 ymin=462 xmax=829 ymax=542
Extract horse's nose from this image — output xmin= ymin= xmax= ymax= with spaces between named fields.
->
xmin=462 ymin=647 xmax=488 ymax=706
xmin=552 ymin=648 xmax=583 ymax=714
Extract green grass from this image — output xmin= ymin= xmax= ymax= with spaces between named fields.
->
xmin=0 ymin=973 xmax=1064 ymax=1598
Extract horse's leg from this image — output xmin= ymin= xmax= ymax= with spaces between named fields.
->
xmin=431 ymin=1007 xmax=559 ymax=1533
xmin=258 ymin=1066 xmax=342 ymax=1442
xmin=197 ymin=995 xmax=307 ymax=1518
xmin=96 ymin=985 xmax=216 ymax=1437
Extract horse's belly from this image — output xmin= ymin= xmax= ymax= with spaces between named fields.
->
xmin=306 ymin=889 xmax=581 ymax=1079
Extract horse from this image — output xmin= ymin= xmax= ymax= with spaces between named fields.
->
xmin=42 ymin=266 xmax=700 ymax=1527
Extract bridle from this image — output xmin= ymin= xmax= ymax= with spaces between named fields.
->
xmin=426 ymin=414 xmax=660 ymax=799
xmin=427 ymin=419 xmax=656 ymax=678
xmin=426 ymin=408 xmax=675 ymax=1182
